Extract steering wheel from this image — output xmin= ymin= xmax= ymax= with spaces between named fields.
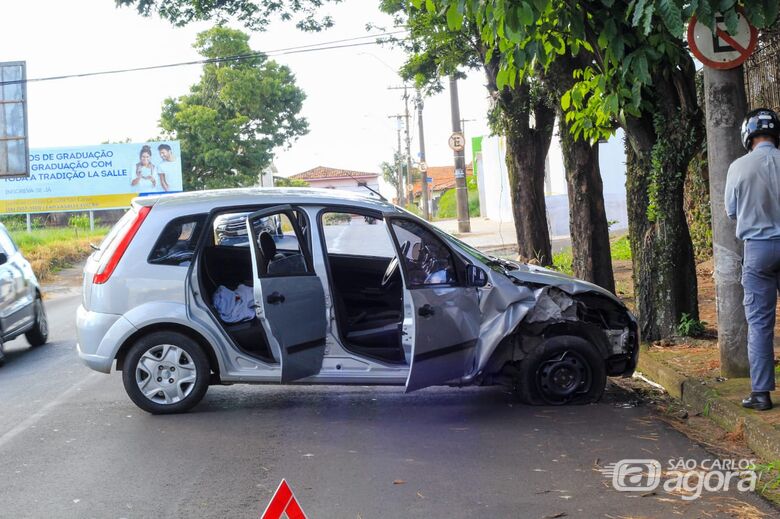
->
xmin=381 ymin=240 xmax=410 ymax=288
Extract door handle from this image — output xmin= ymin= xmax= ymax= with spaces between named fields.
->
xmin=267 ymin=291 xmax=285 ymax=304
xmin=418 ymin=304 xmax=434 ymax=317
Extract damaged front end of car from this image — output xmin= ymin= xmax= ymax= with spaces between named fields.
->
xmin=462 ymin=260 xmax=639 ymax=403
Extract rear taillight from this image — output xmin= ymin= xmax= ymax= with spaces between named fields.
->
xmin=93 ymin=205 xmax=152 ymax=284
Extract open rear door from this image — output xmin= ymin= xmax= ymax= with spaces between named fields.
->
xmin=386 ymin=217 xmax=481 ymax=392
xmin=246 ymin=205 xmax=326 ymax=382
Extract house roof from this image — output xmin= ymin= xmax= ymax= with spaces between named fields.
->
xmin=412 ymin=164 xmax=473 ymax=195
xmin=291 ymin=166 xmax=379 ymax=181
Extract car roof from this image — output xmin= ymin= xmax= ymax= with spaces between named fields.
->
xmin=135 ymin=187 xmax=401 ymax=214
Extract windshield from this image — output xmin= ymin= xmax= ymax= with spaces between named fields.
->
xmin=429 ymin=223 xmax=520 ymax=275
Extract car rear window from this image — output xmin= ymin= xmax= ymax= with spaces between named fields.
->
xmin=149 ymin=214 xmax=206 ymax=266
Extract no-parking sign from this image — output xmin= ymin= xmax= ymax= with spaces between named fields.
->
xmin=687 ymin=12 xmax=758 ymax=70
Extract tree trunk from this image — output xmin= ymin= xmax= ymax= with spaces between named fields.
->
xmin=558 ymin=108 xmax=615 ymax=293
xmin=545 ymin=52 xmax=615 ymax=291
xmin=623 ymin=63 xmax=701 ymax=340
xmin=500 ymin=83 xmax=556 ymax=265
xmin=481 ymin=51 xmax=555 ymax=266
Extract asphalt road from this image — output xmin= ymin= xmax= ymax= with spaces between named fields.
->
xmin=0 ymin=279 xmax=776 ymax=518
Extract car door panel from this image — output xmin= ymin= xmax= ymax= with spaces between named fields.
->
xmin=406 ymin=287 xmax=480 ymax=391
xmin=385 ymin=216 xmax=482 ymax=392
xmin=246 ymin=205 xmax=326 ymax=382
xmin=11 ymin=254 xmax=35 ymax=325
xmin=257 ymin=275 xmax=326 ymax=381
xmin=0 ymin=262 xmax=15 ymax=334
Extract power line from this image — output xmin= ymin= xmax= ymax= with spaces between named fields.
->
xmin=0 ymin=30 xmax=409 ymax=87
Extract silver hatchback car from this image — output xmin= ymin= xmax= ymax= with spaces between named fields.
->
xmin=0 ymin=222 xmax=48 ymax=365
xmin=77 ymin=188 xmax=638 ymax=414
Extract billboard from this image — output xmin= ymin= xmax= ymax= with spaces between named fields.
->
xmin=0 ymin=141 xmax=183 ymax=214
xmin=0 ymin=61 xmax=29 ymax=178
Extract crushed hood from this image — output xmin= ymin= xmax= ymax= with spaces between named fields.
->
xmin=505 ymin=264 xmax=622 ymax=303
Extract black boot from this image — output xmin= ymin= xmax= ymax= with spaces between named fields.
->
xmin=742 ymin=392 xmax=773 ymax=411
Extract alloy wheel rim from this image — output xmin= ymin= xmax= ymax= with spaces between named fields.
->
xmin=537 ymin=350 xmax=592 ymax=404
xmin=135 ymin=344 xmax=197 ymax=405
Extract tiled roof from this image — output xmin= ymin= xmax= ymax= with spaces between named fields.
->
xmin=291 ymin=166 xmax=379 ymax=181
xmin=412 ymin=164 xmax=473 ymax=195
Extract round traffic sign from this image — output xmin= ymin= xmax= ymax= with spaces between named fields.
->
xmin=687 ymin=12 xmax=757 ymax=70
xmin=448 ymin=132 xmax=465 ymax=152
xmin=418 ymin=161 xmax=428 ymax=172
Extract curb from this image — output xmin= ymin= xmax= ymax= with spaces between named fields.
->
xmin=637 ymin=351 xmax=780 ymax=462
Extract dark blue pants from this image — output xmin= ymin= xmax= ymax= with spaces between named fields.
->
xmin=742 ymin=239 xmax=780 ymax=392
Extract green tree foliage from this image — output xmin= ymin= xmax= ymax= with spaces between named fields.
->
xmin=274 ymin=177 xmax=309 ymax=187
xmin=417 ymin=0 xmax=777 ymax=143
xmin=380 ymin=150 xmax=421 ymax=196
xmin=115 ymin=0 xmax=341 ymax=32
xmin=380 ymin=150 xmax=405 ymax=194
xmin=160 ymin=27 xmax=308 ymax=190
xmin=418 ymin=0 xmax=776 ymax=339
xmin=380 ymin=1 xmax=557 ymax=266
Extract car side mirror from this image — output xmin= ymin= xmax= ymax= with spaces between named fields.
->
xmin=0 ymin=252 xmax=7 ymax=266
xmin=466 ymin=264 xmax=488 ymax=287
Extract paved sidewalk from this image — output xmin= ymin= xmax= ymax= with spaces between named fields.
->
xmin=638 ymin=346 xmax=780 ymax=462
xmin=431 ymin=217 xmax=571 ymax=253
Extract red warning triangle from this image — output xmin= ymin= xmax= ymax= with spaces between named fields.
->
xmin=261 ymin=479 xmax=307 ymax=519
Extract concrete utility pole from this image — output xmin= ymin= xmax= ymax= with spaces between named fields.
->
xmin=388 ymin=114 xmax=405 ymax=206
xmin=703 ymin=66 xmax=750 ymax=378
xmin=449 ymin=76 xmax=470 ymax=233
xmin=403 ymin=88 xmax=413 ymax=208
xmin=389 ymin=85 xmax=414 ymax=207
xmin=416 ymin=90 xmax=430 ymax=220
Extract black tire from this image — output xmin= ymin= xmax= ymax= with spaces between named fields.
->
xmin=122 ymin=331 xmax=210 ymax=414
xmin=515 ymin=335 xmax=606 ymax=405
xmin=25 ymin=297 xmax=49 ymax=347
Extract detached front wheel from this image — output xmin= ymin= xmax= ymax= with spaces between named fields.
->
xmin=516 ymin=335 xmax=606 ymax=405
xmin=122 ymin=331 xmax=210 ymax=414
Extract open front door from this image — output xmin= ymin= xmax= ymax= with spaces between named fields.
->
xmin=246 ymin=205 xmax=326 ymax=382
xmin=386 ymin=217 xmax=481 ymax=392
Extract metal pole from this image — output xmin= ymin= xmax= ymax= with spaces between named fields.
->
xmin=703 ymin=65 xmax=749 ymax=378
xmin=416 ymin=90 xmax=430 ymax=220
xmin=89 ymin=210 xmax=94 ymax=231
xmin=26 ymin=213 xmax=31 ymax=233
xmin=396 ymin=117 xmax=405 ymax=206
xmin=403 ymin=86 xmax=414 ymax=210
xmin=449 ymin=76 xmax=470 ymax=233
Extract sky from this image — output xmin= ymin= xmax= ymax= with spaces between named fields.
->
xmin=0 ymin=0 xmax=492 ymax=181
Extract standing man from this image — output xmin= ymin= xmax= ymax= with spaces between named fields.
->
xmin=156 ymin=143 xmax=174 ymax=192
xmin=726 ymin=108 xmax=780 ymax=411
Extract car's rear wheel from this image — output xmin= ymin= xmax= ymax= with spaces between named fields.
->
xmin=25 ymin=297 xmax=49 ymax=347
xmin=122 ymin=331 xmax=210 ymax=414
xmin=516 ymin=335 xmax=606 ymax=405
